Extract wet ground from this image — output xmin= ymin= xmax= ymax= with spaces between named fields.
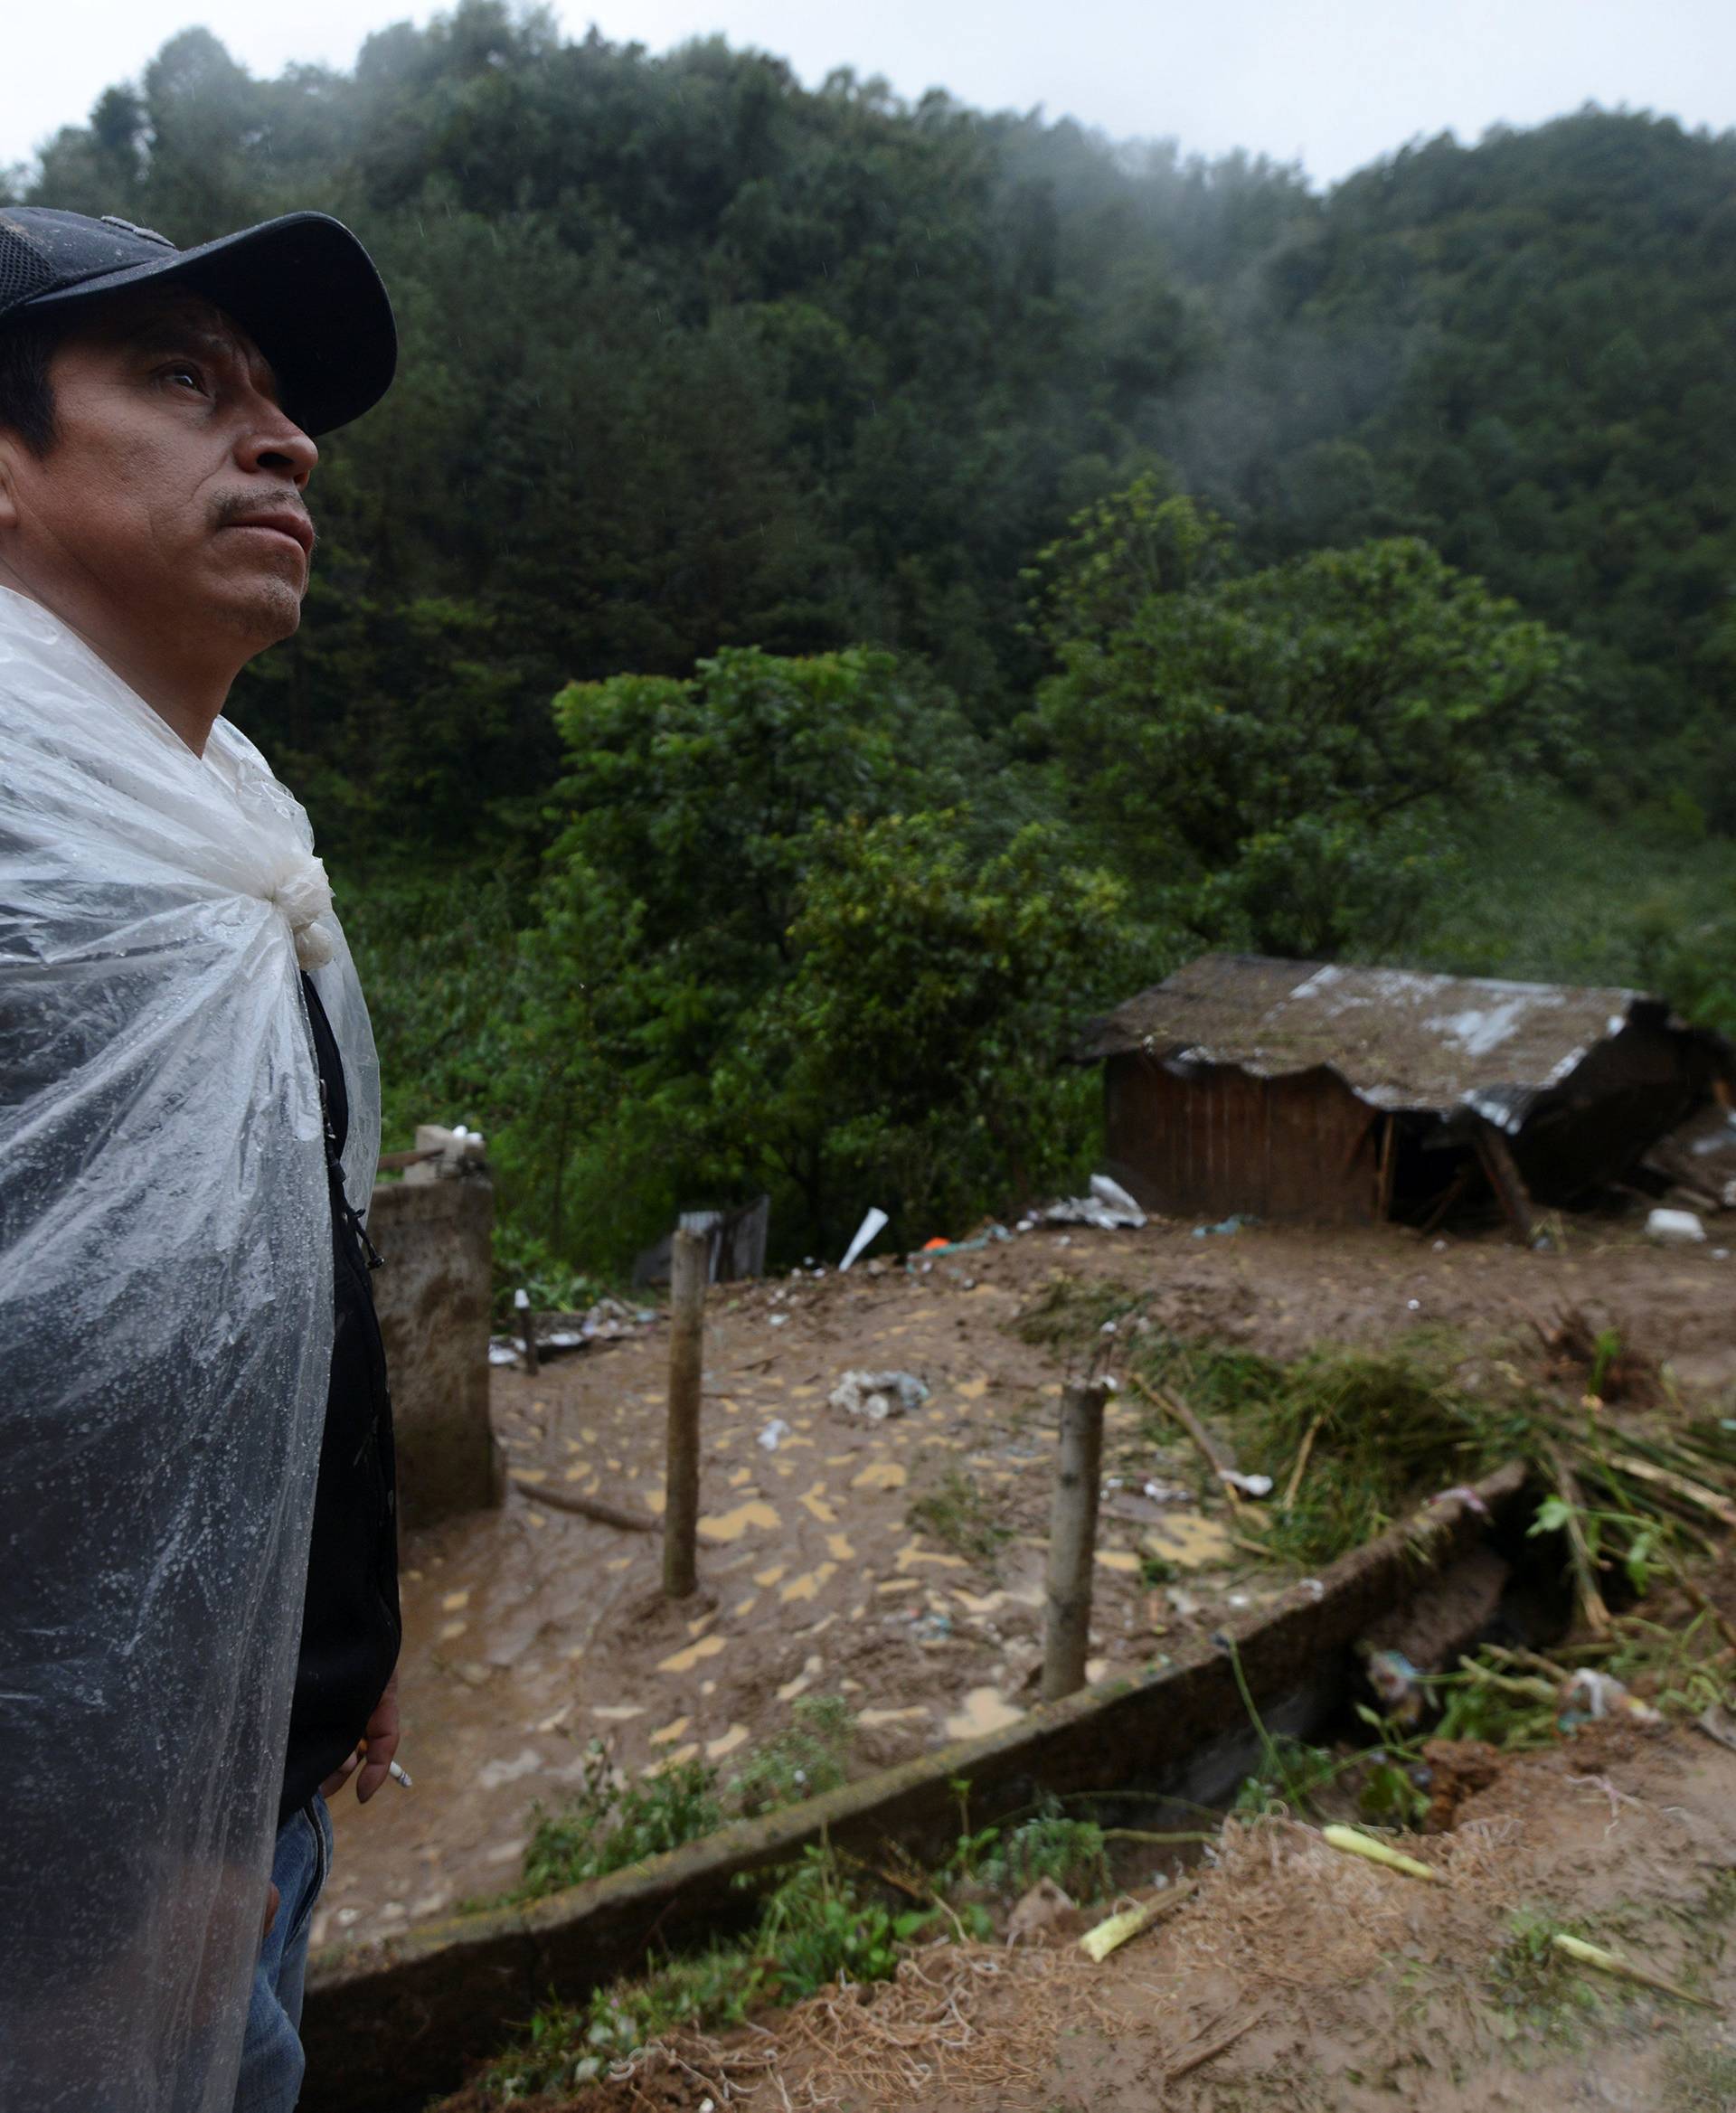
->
xmin=317 ymin=1212 xmax=1736 ymax=1952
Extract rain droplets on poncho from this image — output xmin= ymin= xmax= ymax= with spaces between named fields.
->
xmin=0 ymin=583 xmax=378 ymax=2111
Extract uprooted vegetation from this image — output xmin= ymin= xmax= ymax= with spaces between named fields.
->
xmin=1015 ymin=1276 xmax=1736 ymax=1597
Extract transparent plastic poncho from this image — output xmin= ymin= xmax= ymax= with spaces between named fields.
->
xmin=0 ymin=584 xmax=378 ymax=2110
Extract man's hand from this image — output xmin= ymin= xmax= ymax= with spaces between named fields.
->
xmin=319 ymin=1670 xmax=401 ymax=1805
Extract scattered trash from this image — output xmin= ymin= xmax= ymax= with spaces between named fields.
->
xmin=1220 ymin=1470 xmax=1274 ymax=1499
xmin=757 ymin=1419 xmax=791 ymax=1452
xmin=910 ymin=1610 xmax=953 ymax=1644
xmin=1322 ymin=1825 xmax=1439 ymax=1883
xmin=1406 ymin=1297 xmax=1422 ymax=1312
xmin=911 ymin=1224 xmax=1013 ymax=1261
xmin=1142 ymin=1479 xmax=1189 ymax=1505
xmin=839 ymin=1206 xmax=889 ymax=1271
xmin=486 ymin=1340 xmax=520 ymax=1367
xmin=1036 ymin=1174 xmax=1146 ymax=1231
xmin=1192 ymin=1214 xmax=1252 ymax=1239
xmin=1007 ymin=1877 xmax=1075 ymax=1944
xmin=1431 ymin=1239 xmax=1448 ymax=1252
xmin=769 ymin=1314 xmax=789 ymax=1327
xmin=1559 ymin=1667 xmax=1663 ymax=1729
xmin=1297 ymin=1578 xmax=1325 ymax=1601
xmin=1646 ymin=1206 xmax=1706 ymax=1246
xmin=1363 ymin=1647 xmax=1427 ymax=1729
xmin=829 ymin=1369 xmax=929 ymax=1421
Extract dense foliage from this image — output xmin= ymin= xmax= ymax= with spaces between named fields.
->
xmin=12 ymin=10 xmax=1736 ymax=1265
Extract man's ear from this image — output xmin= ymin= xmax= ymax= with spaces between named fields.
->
xmin=0 ymin=434 xmax=22 ymax=536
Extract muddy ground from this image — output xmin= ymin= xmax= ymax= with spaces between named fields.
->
xmin=316 ymin=1212 xmax=1736 ymax=1954
xmin=471 ymin=1722 xmax=1736 ymax=2112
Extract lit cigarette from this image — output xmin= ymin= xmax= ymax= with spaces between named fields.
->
xmin=359 ymin=1738 xmax=414 ymax=1789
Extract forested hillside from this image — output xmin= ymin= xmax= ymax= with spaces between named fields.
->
xmin=13 ymin=5 xmax=1736 ymax=1274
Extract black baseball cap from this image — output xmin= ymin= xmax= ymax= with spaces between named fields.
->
xmin=0 ymin=208 xmax=395 ymax=437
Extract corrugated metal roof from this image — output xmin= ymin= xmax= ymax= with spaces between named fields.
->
xmin=1074 ymin=953 xmax=1659 ymax=1127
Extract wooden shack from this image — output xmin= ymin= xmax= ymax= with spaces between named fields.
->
xmin=1072 ymin=954 xmax=1730 ymax=1231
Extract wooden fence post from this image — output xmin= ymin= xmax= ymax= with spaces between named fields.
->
xmin=514 ymin=1286 xmax=539 ymax=1374
xmin=1042 ymin=1381 xmax=1107 ymax=1703
xmin=663 ymin=1227 xmax=707 ymax=1599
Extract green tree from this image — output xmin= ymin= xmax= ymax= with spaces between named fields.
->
xmin=718 ymin=815 xmax=1135 ymax=1240
xmin=1029 ymin=499 xmax=1579 ymax=954
xmin=505 ymin=647 xmax=977 ymax=1259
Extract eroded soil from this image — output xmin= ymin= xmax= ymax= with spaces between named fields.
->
xmin=317 ymin=1213 xmax=1736 ymax=1954
xmin=432 ymin=1723 xmax=1736 ymax=2113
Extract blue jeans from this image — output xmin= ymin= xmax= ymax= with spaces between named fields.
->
xmin=233 ymin=1795 xmax=333 ymax=2113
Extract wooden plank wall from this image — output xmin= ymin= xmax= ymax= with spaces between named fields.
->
xmin=1105 ymin=1055 xmax=1382 ymax=1223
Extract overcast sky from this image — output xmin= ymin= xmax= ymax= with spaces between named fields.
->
xmin=10 ymin=0 xmax=1736 ymax=188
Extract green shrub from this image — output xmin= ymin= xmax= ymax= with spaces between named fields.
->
xmin=515 ymin=1746 xmax=722 ymax=1901
xmin=727 ymin=1696 xmax=856 ymax=1816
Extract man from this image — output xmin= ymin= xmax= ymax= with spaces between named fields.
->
xmin=0 ymin=208 xmax=401 ymax=2112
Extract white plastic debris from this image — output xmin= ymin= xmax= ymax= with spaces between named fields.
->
xmin=1036 ymin=1174 xmax=1146 ymax=1231
xmin=1646 ymin=1207 xmax=1706 ymax=1246
xmin=758 ymin=1419 xmax=792 ymax=1451
xmin=829 ymin=1369 xmax=929 ymax=1420
xmin=1220 ymin=1470 xmax=1273 ymax=1499
xmin=1561 ymin=1667 xmax=1664 ymax=1727
xmin=1090 ymin=1173 xmax=1147 ymax=1223
xmin=839 ymin=1206 xmax=890 ymax=1271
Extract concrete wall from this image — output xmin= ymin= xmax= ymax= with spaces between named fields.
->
xmin=367 ymin=1175 xmax=500 ymax=1531
xmin=301 ymin=1465 xmax=1530 ymax=2113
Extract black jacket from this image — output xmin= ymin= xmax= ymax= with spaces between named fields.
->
xmin=278 ymin=976 xmax=401 ymax=1825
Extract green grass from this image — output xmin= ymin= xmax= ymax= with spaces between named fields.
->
xmin=971 ymin=1811 xmax=1111 ymax=1902
xmin=906 ymin=1468 xmax=1015 ymax=1571
xmin=1483 ymin=1907 xmax=1606 ymax=2051
xmin=480 ymin=1845 xmax=934 ymax=2102
xmin=726 ymin=1695 xmax=857 ymax=1816
xmin=1403 ymin=787 xmax=1736 ymax=1014
xmin=514 ymin=1745 xmax=722 ymax=1901
xmin=1665 ymin=2040 xmax=1736 ymax=2110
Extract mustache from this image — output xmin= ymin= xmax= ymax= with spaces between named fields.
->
xmin=208 ymin=491 xmax=317 ymax=553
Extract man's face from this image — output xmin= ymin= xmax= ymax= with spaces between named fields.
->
xmin=0 ymin=288 xmax=318 ymax=665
